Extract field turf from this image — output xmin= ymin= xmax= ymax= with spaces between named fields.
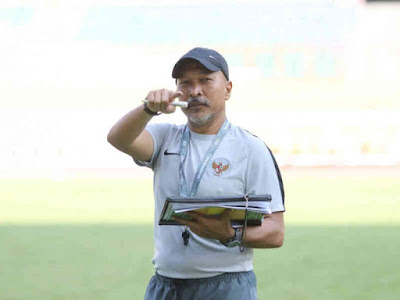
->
xmin=1 ymin=169 xmax=399 ymax=299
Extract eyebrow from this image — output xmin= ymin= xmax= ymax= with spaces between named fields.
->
xmin=179 ymin=70 xmax=213 ymax=78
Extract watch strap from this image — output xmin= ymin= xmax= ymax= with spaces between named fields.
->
xmin=223 ymin=227 xmax=241 ymax=248
xmin=143 ymin=103 xmax=161 ymax=116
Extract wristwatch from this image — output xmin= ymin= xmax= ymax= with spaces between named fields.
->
xmin=222 ymin=227 xmax=241 ymax=248
xmin=143 ymin=103 xmax=161 ymax=116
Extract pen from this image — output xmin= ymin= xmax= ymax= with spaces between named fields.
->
xmin=142 ymin=100 xmax=188 ymax=108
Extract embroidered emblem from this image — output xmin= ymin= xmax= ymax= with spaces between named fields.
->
xmin=212 ymin=158 xmax=230 ymax=176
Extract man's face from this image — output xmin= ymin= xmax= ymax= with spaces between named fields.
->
xmin=176 ymin=61 xmax=232 ymax=127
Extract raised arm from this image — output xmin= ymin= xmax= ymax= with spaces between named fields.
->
xmin=107 ymin=89 xmax=182 ymax=161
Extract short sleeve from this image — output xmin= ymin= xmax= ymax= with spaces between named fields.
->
xmin=133 ymin=123 xmax=172 ymax=169
xmin=245 ymin=140 xmax=285 ymax=213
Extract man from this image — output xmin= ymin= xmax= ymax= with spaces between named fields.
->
xmin=107 ymin=47 xmax=285 ymax=299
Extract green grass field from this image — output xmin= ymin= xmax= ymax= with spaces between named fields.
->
xmin=1 ymin=169 xmax=399 ymax=299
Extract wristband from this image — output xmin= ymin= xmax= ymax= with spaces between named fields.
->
xmin=143 ymin=103 xmax=161 ymax=116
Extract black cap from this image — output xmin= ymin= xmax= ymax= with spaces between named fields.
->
xmin=172 ymin=47 xmax=229 ymax=80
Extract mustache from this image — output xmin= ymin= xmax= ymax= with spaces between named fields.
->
xmin=188 ymin=97 xmax=210 ymax=107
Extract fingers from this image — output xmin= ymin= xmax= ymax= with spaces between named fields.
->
xmin=144 ymin=89 xmax=166 ymax=113
xmin=221 ymin=209 xmax=232 ymax=219
xmin=145 ymin=89 xmax=183 ymax=114
xmin=172 ymin=210 xmax=233 ymax=240
xmin=172 ymin=215 xmax=196 ymax=227
xmin=172 ymin=215 xmax=203 ymax=237
xmin=170 ymin=90 xmax=183 ymax=100
xmin=173 ymin=211 xmax=202 ymax=225
xmin=186 ymin=211 xmax=200 ymax=219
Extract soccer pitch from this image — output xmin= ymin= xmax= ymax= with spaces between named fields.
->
xmin=1 ymin=169 xmax=399 ymax=299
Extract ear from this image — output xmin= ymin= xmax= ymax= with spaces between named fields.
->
xmin=225 ymin=81 xmax=232 ymax=101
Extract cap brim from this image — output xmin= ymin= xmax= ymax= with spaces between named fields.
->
xmin=172 ymin=57 xmax=220 ymax=78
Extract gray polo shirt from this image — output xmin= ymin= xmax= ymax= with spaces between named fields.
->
xmin=135 ymin=122 xmax=285 ymax=279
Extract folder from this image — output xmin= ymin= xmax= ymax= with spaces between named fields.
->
xmin=158 ymin=194 xmax=271 ymax=226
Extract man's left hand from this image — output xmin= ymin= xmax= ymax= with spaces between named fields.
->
xmin=172 ymin=209 xmax=235 ymax=243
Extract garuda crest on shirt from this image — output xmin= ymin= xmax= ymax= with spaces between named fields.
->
xmin=212 ymin=158 xmax=230 ymax=176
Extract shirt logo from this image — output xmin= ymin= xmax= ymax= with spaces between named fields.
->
xmin=164 ymin=149 xmax=180 ymax=155
xmin=212 ymin=158 xmax=230 ymax=176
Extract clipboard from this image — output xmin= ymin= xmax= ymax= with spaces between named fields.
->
xmin=158 ymin=194 xmax=271 ymax=226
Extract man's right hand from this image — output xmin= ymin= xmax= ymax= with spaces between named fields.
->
xmin=145 ymin=89 xmax=183 ymax=114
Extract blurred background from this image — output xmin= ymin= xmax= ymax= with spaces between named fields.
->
xmin=1 ymin=0 xmax=400 ymax=176
xmin=1 ymin=0 xmax=399 ymax=299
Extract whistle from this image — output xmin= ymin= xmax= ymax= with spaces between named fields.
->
xmin=142 ymin=100 xmax=188 ymax=108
